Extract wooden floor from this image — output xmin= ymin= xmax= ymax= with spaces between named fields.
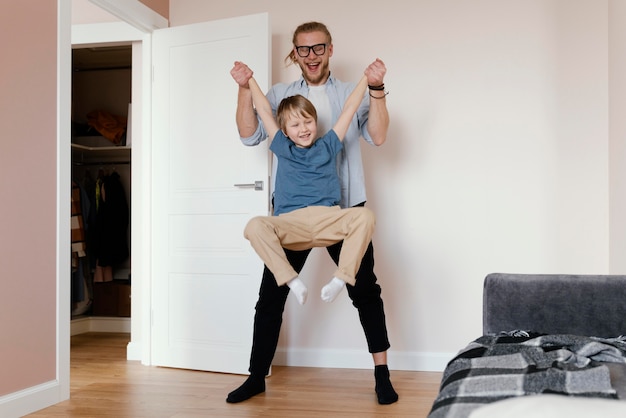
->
xmin=26 ymin=333 xmax=442 ymax=417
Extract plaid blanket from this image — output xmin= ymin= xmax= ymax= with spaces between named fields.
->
xmin=428 ymin=332 xmax=626 ymax=418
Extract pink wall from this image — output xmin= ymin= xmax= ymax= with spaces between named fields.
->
xmin=0 ymin=0 xmax=57 ymax=395
xmin=0 ymin=0 xmax=165 ymax=403
xmin=140 ymin=0 xmax=169 ymax=19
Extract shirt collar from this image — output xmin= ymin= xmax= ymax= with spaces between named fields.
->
xmin=296 ymin=72 xmax=336 ymax=89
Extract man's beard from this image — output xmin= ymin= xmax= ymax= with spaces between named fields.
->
xmin=300 ymin=61 xmax=329 ymax=85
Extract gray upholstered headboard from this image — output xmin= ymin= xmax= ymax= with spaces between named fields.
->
xmin=483 ymin=273 xmax=626 ymax=338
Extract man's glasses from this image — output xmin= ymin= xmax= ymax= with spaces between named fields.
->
xmin=295 ymin=43 xmax=327 ymax=58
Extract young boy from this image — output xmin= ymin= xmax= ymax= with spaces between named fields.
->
xmin=239 ymin=62 xmax=372 ymax=305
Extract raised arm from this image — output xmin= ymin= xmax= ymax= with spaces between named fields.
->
xmin=364 ymin=58 xmax=389 ymax=146
xmin=230 ymin=61 xmax=259 ymax=138
xmin=247 ymin=76 xmax=279 ymax=139
xmin=332 ymin=75 xmax=368 ymax=141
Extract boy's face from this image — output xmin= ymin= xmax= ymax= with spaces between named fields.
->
xmin=284 ymin=112 xmax=318 ymax=148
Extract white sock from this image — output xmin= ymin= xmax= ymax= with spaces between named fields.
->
xmin=287 ymin=277 xmax=308 ymax=305
xmin=321 ymin=277 xmax=346 ymax=303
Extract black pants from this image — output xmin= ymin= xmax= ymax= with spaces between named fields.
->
xmin=248 ymin=239 xmax=391 ymax=376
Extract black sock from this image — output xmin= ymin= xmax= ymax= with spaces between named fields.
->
xmin=226 ymin=374 xmax=266 ymax=403
xmin=374 ymin=365 xmax=398 ymax=405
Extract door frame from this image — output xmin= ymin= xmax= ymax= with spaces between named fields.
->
xmin=63 ymin=0 xmax=167 ymax=368
xmin=81 ymin=0 xmax=167 ymax=366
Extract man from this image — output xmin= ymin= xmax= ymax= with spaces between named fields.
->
xmin=228 ymin=21 xmax=396 ymax=405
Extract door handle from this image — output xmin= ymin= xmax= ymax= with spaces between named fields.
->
xmin=234 ymin=180 xmax=264 ymax=191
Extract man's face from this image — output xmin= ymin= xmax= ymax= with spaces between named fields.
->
xmin=293 ymin=31 xmax=333 ymax=86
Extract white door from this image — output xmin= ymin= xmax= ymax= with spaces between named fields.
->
xmin=151 ymin=13 xmax=270 ymax=374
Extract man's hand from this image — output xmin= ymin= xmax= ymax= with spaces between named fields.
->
xmin=364 ymin=58 xmax=386 ymax=87
xmin=231 ymin=61 xmax=254 ymax=88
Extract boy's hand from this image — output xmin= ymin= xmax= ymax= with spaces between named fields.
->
xmin=230 ymin=61 xmax=253 ymax=88
xmin=364 ymin=58 xmax=386 ymax=87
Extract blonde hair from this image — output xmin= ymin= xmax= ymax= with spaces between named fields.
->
xmin=276 ymin=95 xmax=317 ymax=132
xmin=284 ymin=21 xmax=332 ymax=66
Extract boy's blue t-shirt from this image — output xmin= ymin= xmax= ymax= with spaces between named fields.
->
xmin=270 ymin=129 xmax=343 ymax=215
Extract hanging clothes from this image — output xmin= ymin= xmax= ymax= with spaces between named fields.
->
xmin=71 ymin=180 xmax=87 ymax=263
xmin=93 ymin=171 xmax=129 ymax=282
xmin=71 ymin=180 xmax=91 ymax=305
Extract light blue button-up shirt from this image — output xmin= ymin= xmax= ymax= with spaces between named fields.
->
xmin=240 ymin=74 xmax=374 ymax=209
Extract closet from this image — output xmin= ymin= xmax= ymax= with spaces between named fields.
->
xmin=71 ymin=45 xmax=132 ymax=321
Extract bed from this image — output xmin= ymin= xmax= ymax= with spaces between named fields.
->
xmin=427 ymin=273 xmax=626 ymax=418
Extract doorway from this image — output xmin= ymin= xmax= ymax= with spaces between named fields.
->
xmin=70 ymin=16 xmax=150 ymax=360
xmin=70 ymin=44 xmax=132 ymax=332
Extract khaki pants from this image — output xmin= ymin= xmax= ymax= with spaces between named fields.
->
xmin=244 ymin=206 xmax=376 ymax=286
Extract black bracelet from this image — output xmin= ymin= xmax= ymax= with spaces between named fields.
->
xmin=369 ymin=91 xmax=389 ymax=99
xmin=368 ymin=84 xmax=385 ymax=90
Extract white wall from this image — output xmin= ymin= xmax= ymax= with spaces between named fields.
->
xmin=169 ymin=0 xmax=619 ymax=370
xmin=609 ymin=0 xmax=626 ymax=273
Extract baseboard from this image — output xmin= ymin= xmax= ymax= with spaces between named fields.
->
xmin=126 ymin=341 xmax=142 ymax=361
xmin=70 ymin=319 xmax=453 ymax=371
xmin=273 ymin=347 xmax=454 ymax=372
xmin=0 ymin=380 xmax=64 ymax=418
xmin=70 ymin=316 xmax=131 ymax=336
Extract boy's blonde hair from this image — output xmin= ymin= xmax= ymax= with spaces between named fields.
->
xmin=276 ymin=95 xmax=318 ymax=133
